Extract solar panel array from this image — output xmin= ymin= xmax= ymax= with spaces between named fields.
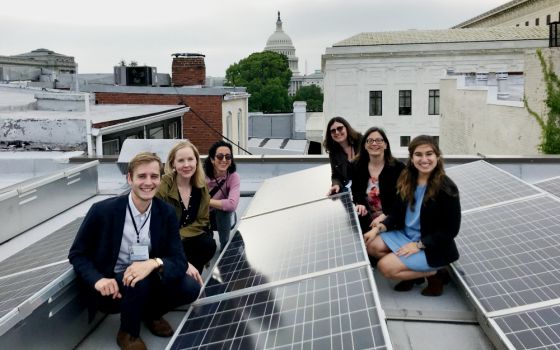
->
xmin=203 ymin=195 xmax=363 ymax=297
xmin=0 ymin=218 xmax=80 ymax=325
xmin=534 ymin=176 xmax=560 ymax=198
xmin=169 ymin=164 xmax=391 ymax=350
xmin=448 ymin=161 xmax=560 ymax=350
xmin=173 ymin=267 xmax=386 ymax=350
xmin=446 ymin=160 xmax=542 ymax=211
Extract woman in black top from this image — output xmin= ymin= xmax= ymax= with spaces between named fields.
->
xmin=365 ymin=135 xmax=461 ymax=296
xmin=351 ymin=127 xmax=405 ymax=234
xmin=323 ymin=117 xmax=362 ymax=195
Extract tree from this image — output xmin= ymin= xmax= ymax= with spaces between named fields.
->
xmin=292 ymin=84 xmax=323 ymax=112
xmin=524 ymin=49 xmax=560 ymax=154
xmin=225 ymin=51 xmax=292 ymax=113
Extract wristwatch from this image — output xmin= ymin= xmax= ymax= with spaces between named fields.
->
xmin=416 ymin=241 xmax=425 ymax=250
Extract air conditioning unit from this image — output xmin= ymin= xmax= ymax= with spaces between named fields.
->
xmin=114 ymin=66 xmax=157 ymax=86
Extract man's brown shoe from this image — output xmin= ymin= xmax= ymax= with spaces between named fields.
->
xmin=145 ymin=317 xmax=174 ymax=337
xmin=116 ymin=330 xmax=146 ymax=350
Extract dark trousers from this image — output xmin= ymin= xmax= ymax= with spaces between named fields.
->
xmin=96 ymin=272 xmax=200 ymax=337
xmin=182 ymin=230 xmax=217 ymax=273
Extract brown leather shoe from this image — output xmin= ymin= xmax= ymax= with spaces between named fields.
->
xmin=116 ymin=330 xmax=146 ymax=350
xmin=145 ymin=317 xmax=174 ymax=337
xmin=421 ymin=269 xmax=450 ymax=297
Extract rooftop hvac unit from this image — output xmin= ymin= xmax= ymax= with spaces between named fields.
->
xmin=113 ymin=66 xmax=157 ymax=86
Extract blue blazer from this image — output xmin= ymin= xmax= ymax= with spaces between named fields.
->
xmin=68 ymin=195 xmax=187 ymax=290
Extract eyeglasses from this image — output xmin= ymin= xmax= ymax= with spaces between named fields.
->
xmin=330 ymin=126 xmax=345 ymax=134
xmin=366 ymin=138 xmax=385 ymax=145
xmin=215 ymin=153 xmax=232 ymax=161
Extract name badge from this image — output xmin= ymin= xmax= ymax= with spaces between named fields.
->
xmin=130 ymin=243 xmax=149 ymax=261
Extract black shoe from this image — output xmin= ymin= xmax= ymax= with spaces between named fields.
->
xmin=421 ymin=269 xmax=450 ymax=297
xmin=394 ymin=277 xmax=424 ymax=292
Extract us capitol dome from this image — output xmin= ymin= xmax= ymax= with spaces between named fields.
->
xmin=264 ymin=11 xmax=300 ymax=75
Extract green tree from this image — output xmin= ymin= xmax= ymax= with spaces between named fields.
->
xmin=524 ymin=49 xmax=560 ymax=154
xmin=292 ymin=84 xmax=323 ymax=112
xmin=225 ymin=51 xmax=292 ymax=113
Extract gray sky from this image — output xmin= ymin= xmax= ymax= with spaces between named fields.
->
xmin=1 ymin=0 xmax=509 ymax=77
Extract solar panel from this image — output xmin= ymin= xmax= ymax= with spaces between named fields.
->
xmin=203 ymin=193 xmax=365 ymax=298
xmin=0 ymin=262 xmax=71 ymax=320
xmin=534 ymin=176 xmax=560 ymax=199
xmin=244 ymin=164 xmax=331 ymax=217
xmin=0 ymin=217 xmax=82 ymax=278
xmin=492 ymin=304 xmax=560 ymax=350
xmin=171 ymin=266 xmax=388 ymax=350
xmin=454 ymin=195 xmax=560 ymax=313
xmin=446 ymin=161 xmax=542 ymax=211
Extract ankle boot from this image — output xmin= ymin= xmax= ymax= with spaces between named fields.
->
xmin=421 ymin=269 xmax=449 ymax=296
xmin=394 ymin=277 xmax=424 ymax=292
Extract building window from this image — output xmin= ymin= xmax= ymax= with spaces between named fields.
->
xmin=237 ymin=109 xmax=243 ymax=148
xmin=168 ymin=121 xmax=179 ymax=139
xmin=432 ymin=136 xmax=439 ymax=145
xmin=148 ymin=126 xmax=164 ymax=139
xmin=369 ymin=91 xmax=382 ymax=116
xmin=400 ymin=136 xmax=411 ymax=147
xmin=525 ymin=21 xmax=529 ymax=26
xmin=428 ymin=89 xmax=440 ymax=115
xmin=516 ymin=24 xmax=520 ymax=27
xmin=547 ymin=15 xmax=551 ymax=24
xmin=399 ymin=90 xmax=412 ymax=115
xmin=226 ymin=112 xmax=232 ymax=138
xmin=102 ymin=139 xmax=119 ymax=155
xmin=535 ymin=18 xmax=540 ymax=26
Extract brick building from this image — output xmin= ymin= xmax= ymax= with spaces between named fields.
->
xmin=83 ymin=54 xmax=250 ymax=155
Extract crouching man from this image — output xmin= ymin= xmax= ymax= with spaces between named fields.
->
xmin=69 ymin=152 xmax=203 ymax=350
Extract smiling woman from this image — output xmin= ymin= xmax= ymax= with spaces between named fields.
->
xmin=156 ymin=141 xmax=216 ymax=274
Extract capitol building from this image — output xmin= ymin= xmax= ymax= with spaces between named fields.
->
xmin=264 ymin=12 xmax=323 ymax=96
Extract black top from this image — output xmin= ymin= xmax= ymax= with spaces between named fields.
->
xmin=381 ymin=175 xmax=462 ymax=268
xmin=351 ymin=159 xmax=405 ymax=216
xmin=180 ymin=186 xmax=202 ymax=228
xmin=329 ymin=135 xmax=362 ymax=188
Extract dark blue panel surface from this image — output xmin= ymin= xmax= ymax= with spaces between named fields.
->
xmin=203 ymin=194 xmax=364 ymax=298
xmin=172 ymin=267 xmax=387 ymax=350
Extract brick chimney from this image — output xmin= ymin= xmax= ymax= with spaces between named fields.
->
xmin=171 ymin=53 xmax=206 ymax=86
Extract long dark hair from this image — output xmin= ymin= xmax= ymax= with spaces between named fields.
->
xmin=203 ymin=140 xmax=237 ymax=177
xmin=322 ymin=116 xmax=361 ymax=154
xmin=397 ymin=135 xmax=451 ymax=209
xmin=354 ymin=127 xmax=396 ymax=169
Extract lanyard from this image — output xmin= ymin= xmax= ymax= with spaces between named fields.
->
xmin=127 ymin=203 xmax=151 ymax=243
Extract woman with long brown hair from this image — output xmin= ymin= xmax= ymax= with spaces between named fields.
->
xmin=365 ymin=135 xmax=461 ymax=296
xmin=323 ymin=116 xmax=362 ymax=195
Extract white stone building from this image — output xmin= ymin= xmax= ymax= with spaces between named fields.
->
xmin=322 ymin=27 xmax=548 ymax=155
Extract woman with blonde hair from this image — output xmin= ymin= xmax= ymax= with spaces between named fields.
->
xmin=157 ymin=141 xmax=216 ymax=274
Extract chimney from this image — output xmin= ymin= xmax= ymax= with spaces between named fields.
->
xmin=171 ymin=53 xmax=206 ymax=86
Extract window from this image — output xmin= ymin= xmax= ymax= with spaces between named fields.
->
xmin=226 ymin=112 xmax=232 ymax=138
xmin=432 ymin=136 xmax=439 ymax=145
xmin=516 ymin=24 xmax=520 ymax=27
xmin=167 ymin=121 xmax=179 ymax=139
xmin=369 ymin=91 xmax=382 ymax=116
xmin=148 ymin=126 xmax=164 ymax=139
xmin=547 ymin=15 xmax=551 ymax=24
xmin=535 ymin=18 xmax=539 ymax=26
xmin=102 ymin=139 xmax=119 ymax=155
xmin=428 ymin=89 xmax=440 ymax=115
xmin=399 ymin=90 xmax=412 ymax=115
xmin=400 ymin=136 xmax=410 ymax=147
xmin=525 ymin=21 xmax=529 ymax=26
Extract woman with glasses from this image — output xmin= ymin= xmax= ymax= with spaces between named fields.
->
xmin=352 ymin=127 xmax=405 ymax=236
xmin=323 ymin=117 xmax=362 ymax=195
xmin=204 ymin=141 xmax=240 ymax=252
xmin=365 ymin=135 xmax=461 ymax=296
xmin=157 ymin=141 xmax=217 ymax=274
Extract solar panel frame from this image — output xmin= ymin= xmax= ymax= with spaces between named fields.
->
xmin=534 ymin=176 xmax=560 ymax=199
xmin=202 ymin=193 xmax=368 ymax=299
xmin=168 ymin=266 xmax=391 ymax=350
xmin=446 ymin=160 xmax=544 ymax=212
xmin=453 ymin=195 xmax=560 ymax=315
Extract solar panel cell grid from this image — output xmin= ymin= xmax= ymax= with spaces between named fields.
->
xmin=446 ymin=161 xmax=541 ymax=211
xmin=534 ymin=177 xmax=560 ymax=199
xmin=493 ymin=304 xmax=560 ymax=350
xmin=203 ymin=194 xmax=365 ymax=298
xmin=454 ymin=196 xmax=560 ymax=313
xmin=172 ymin=267 xmax=387 ymax=350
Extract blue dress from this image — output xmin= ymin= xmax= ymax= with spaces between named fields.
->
xmin=381 ymin=185 xmax=435 ymax=272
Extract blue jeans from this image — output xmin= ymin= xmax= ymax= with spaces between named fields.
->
xmin=213 ymin=210 xmax=233 ymax=250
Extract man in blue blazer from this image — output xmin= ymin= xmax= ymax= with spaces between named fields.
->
xmin=69 ymin=152 xmax=202 ymax=350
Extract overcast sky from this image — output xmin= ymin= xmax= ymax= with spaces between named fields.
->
xmin=1 ymin=0 xmax=509 ymax=77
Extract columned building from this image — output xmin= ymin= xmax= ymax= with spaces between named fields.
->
xmin=264 ymin=12 xmax=300 ymax=76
